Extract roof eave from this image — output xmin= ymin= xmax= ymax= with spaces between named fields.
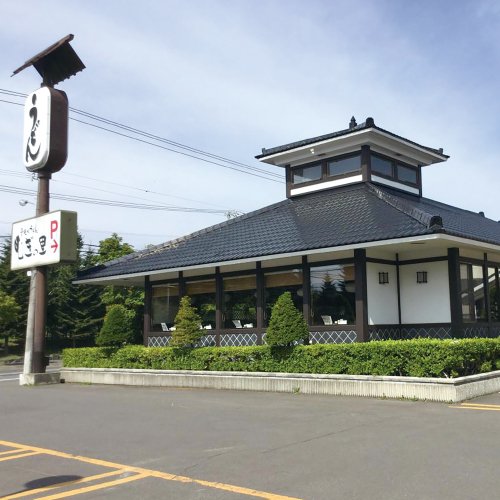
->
xmin=257 ymin=128 xmax=448 ymax=167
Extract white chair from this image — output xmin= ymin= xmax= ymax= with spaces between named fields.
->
xmin=321 ymin=315 xmax=333 ymax=326
xmin=232 ymin=320 xmax=242 ymax=328
xmin=204 ymin=324 xmax=212 ymax=330
xmin=160 ymin=323 xmax=169 ymax=332
xmin=243 ymin=323 xmax=254 ymax=328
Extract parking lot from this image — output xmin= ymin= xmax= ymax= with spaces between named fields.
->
xmin=0 ymin=372 xmax=499 ymax=499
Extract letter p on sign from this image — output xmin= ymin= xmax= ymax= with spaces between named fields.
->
xmin=50 ymin=220 xmax=58 ymax=239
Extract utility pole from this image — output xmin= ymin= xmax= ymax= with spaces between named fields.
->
xmin=12 ymin=35 xmax=85 ymax=382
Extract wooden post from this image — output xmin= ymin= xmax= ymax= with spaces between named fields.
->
xmin=354 ymin=249 xmax=369 ymax=342
xmin=143 ymin=275 xmax=151 ymax=346
xmin=448 ymin=248 xmax=462 ymax=338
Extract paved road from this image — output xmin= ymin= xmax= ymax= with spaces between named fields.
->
xmin=0 ymin=377 xmax=499 ymax=499
xmin=0 ymin=361 xmax=61 ymax=383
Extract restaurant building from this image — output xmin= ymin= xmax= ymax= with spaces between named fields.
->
xmin=76 ymin=117 xmax=500 ymax=346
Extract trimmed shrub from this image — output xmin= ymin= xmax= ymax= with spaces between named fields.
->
xmin=170 ymin=296 xmax=203 ymax=348
xmin=63 ymin=338 xmax=500 ymax=378
xmin=265 ymin=292 xmax=309 ymax=346
xmin=95 ymin=304 xmax=135 ymax=347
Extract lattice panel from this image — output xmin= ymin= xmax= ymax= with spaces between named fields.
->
xmin=197 ymin=335 xmax=217 ymax=347
xmin=490 ymin=326 xmax=500 ymax=338
xmin=148 ymin=336 xmax=170 ymax=347
xmin=463 ymin=326 xmax=490 ymax=338
xmin=309 ymin=330 xmax=357 ymax=344
xmin=369 ymin=327 xmax=400 ymax=341
xmin=401 ymin=327 xmax=451 ymax=340
xmin=220 ymin=333 xmax=258 ymax=347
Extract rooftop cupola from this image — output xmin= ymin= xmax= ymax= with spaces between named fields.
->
xmin=256 ymin=117 xmax=448 ymax=198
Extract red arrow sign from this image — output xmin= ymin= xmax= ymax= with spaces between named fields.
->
xmin=51 ymin=240 xmax=58 ymax=253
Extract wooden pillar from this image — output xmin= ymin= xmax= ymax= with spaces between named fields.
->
xmin=256 ymin=262 xmax=264 ymax=345
xmin=448 ymin=248 xmax=462 ymax=338
xmin=361 ymin=145 xmax=371 ymax=182
xmin=483 ymin=253 xmax=490 ymax=335
xmin=396 ymin=253 xmax=402 ymax=338
xmin=354 ymin=249 xmax=369 ymax=342
xmin=178 ymin=271 xmax=185 ymax=297
xmin=215 ymin=267 xmax=222 ymax=346
xmin=302 ymin=256 xmax=311 ymax=326
xmin=143 ymin=275 xmax=151 ymax=346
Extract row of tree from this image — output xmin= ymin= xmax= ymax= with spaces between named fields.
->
xmin=0 ymin=233 xmax=143 ymax=354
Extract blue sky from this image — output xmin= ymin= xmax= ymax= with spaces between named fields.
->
xmin=1 ymin=0 xmax=499 ymax=250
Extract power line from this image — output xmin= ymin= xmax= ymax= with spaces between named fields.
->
xmin=71 ymin=117 xmax=281 ymax=183
xmin=69 ymin=106 xmax=283 ymax=179
xmin=0 ymin=88 xmax=282 ymax=183
xmin=0 ymin=168 xmax=237 ymax=212
xmin=0 ymin=184 xmax=233 ymax=214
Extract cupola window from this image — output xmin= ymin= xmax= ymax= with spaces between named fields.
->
xmin=327 ymin=153 xmax=360 ymax=177
xmin=292 ymin=163 xmax=322 ymax=184
xmin=371 ymin=153 xmax=418 ymax=187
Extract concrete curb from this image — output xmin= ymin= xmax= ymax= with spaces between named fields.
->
xmin=60 ymin=368 xmax=500 ymax=402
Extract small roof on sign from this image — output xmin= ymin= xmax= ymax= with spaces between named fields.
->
xmin=12 ymin=34 xmax=85 ymax=86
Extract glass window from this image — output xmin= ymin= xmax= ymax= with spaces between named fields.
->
xmin=152 ymin=284 xmax=179 ymax=329
xmin=310 ymin=264 xmax=356 ymax=326
xmin=460 ymin=264 xmax=486 ymax=322
xmin=292 ymin=164 xmax=322 ymax=184
xmin=265 ymin=270 xmax=303 ymax=325
xmin=327 ymin=154 xmax=360 ymax=177
xmin=371 ymin=155 xmax=393 ymax=177
xmin=223 ymin=275 xmax=257 ymax=328
xmin=397 ymin=164 xmax=418 ymax=184
xmin=487 ymin=267 xmax=500 ymax=322
xmin=186 ymin=279 xmax=216 ymax=329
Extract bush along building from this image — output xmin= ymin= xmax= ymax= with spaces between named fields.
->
xmin=76 ymin=117 xmax=500 ymax=346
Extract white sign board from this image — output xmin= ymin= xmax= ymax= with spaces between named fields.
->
xmin=11 ymin=211 xmax=77 ymax=270
xmin=23 ymin=87 xmax=52 ymax=171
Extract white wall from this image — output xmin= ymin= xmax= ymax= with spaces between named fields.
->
xmin=400 ymin=261 xmax=451 ymax=324
xmin=367 ymin=263 xmax=399 ymax=325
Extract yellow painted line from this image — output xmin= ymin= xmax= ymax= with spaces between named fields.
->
xmin=1 ymin=470 xmax=128 ymax=499
xmin=461 ymin=403 xmax=500 ymax=409
xmin=0 ymin=440 xmax=302 ymax=500
xmin=0 ymin=451 xmax=42 ymax=462
xmin=449 ymin=405 xmax=500 ymax=412
xmin=0 ymin=449 xmax=27 ymax=456
xmin=30 ymin=473 xmax=149 ymax=500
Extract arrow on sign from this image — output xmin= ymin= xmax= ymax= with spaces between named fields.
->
xmin=51 ymin=240 xmax=58 ymax=253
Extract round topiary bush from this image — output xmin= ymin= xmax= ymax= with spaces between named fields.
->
xmin=265 ymin=291 xmax=309 ymax=346
xmin=96 ymin=304 xmax=135 ymax=347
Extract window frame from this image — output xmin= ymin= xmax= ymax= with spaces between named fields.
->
xmin=370 ymin=152 xmax=420 ymax=188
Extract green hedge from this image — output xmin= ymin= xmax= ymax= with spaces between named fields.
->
xmin=62 ymin=338 xmax=500 ymax=378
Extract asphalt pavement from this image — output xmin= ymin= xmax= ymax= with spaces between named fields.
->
xmin=0 ymin=374 xmax=499 ymax=499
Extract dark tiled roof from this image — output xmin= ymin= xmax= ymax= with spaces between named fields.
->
xmin=77 ymin=183 xmax=500 ymax=281
xmin=256 ymin=118 xmax=448 ymax=159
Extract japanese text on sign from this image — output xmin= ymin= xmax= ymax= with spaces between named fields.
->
xmin=11 ymin=211 xmax=77 ymax=270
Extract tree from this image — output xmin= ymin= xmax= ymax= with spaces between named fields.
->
xmin=170 ymin=296 xmax=202 ymax=348
xmin=0 ymin=239 xmax=29 ymax=340
xmin=0 ymin=290 xmax=21 ymax=354
xmin=46 ymin=235 xmax=105 ymax=348
xmin=92 ymin=233 xmax=134 ymax=264
xmin=265 ymin=292 xmax=309 ymax=346
xmin=90 ymin=233 xmax=144 ymax=343
xmin=96 ymin=304 xmax=135 ymax=346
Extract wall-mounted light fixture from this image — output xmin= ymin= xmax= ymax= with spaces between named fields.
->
xmin=378 ymin=272 xmax=389 ymax=284
xmin=416 ymin=271 xmax=428 ymax=284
